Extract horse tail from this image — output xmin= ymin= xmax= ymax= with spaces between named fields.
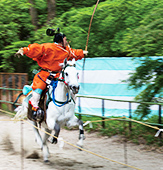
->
xmin=13 ymin=93 xmax=30 ymax=120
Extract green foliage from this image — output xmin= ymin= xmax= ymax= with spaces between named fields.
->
xmin=120 ymin=7 xmax=163 ymax=57
xmin=0 ymin=41 xmax=31 ymax=73
xmin=34 ymin=0 xmax=48 ymax=26
xmin=0 ymin=0 xmax=34 ymax=46
xmin=1 ymin=104 xmax=8 ymax=111
xmin=0 ymin=0 xmax=46 ymax=73
xmin=1 ymin=0 xmax=162 ymax=70
xmin=0 ymin=0 xmax=162 ymax=117
xmin=56 ymin=0 xmax=106 ymax=16
xmin=124 ymin=57 xmax=163 ymax=118
xmin=48 ymin=0 xmax=162 ymax=57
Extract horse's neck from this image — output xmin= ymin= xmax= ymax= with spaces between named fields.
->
xmin=55 ymin=81 xmax=69 ymax=101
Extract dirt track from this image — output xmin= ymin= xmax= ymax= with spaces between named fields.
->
xmin=0 ymin=114 xmax=163 ymax=170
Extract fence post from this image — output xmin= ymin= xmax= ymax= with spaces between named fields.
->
xmin=102 ymin=99 xmax=105 ymax=128
xmin=78 ymin=97 xmax=82 ymax=120
xmin=158 ymin=105 xmax=162 ymax=125
xmin=0 ymin=73 xmax=2 ymax=109
xmin=158 ymin=105 xmax=162 ymax=144
xmin=0 ymin=73 xmax=28 ymax=111
xmin=129 ymin=102 xmax=132 ymax=133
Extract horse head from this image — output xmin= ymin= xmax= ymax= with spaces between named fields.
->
xmin=60 ymin=58 xmax=80 ymax=94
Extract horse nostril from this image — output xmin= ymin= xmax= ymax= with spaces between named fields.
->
xmin=75 ymin=85 xmax=80 ymax=91
xmin=71 ymin=85 xmax=80 ymax=94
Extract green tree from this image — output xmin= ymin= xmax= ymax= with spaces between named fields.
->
xmin=56 ymin=0 xmax=106 ymax=16
xmin=120 ymin=5 xmax=163 ymax=118
xmin=48 ymin=0 xmax=162 ymax=57
xmin=124 ymin=57 xmax=163 ymax=118
xmin=120 ymin=7 xmax=163 ymax=57
xmin=0 ymin=0 xmax=35 ymax=72
xmin=0 ymin=0 xmax=47 ymax=73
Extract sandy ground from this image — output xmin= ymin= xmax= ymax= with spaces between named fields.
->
xmin=0 ymin=114 xmax=163 ymax=170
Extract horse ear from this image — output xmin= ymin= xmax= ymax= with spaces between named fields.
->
xmin=60 ymin=58 xmax=67 ymax=68
xmin=60 ymin=63 xmax=64 ymax=68
xmin=72 ymin=58 xmax=76 ymax=66
xmin=64 ymin=58 xmax=67 ymax=67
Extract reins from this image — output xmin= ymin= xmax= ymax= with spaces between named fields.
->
xmin=50 ymin=79 xmax=71 ymax=107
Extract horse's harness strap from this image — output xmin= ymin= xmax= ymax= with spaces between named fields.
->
xmin=37 ymin=72 xmax=58 ymax=85
xmin=50 ymin=80 xmax=72 ymax=107
xmin=61 ymin=64 xmax=76 ymax=80
xmin=54 ymin=98 xmax=71 ymax=104
xmin=41 ymin=68 xmax=58 ymax=74
xmin=43 ymin=64 xmax=76 ymax=107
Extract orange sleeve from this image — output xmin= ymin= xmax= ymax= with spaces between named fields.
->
xmin=23 ymin=43 xmax=44 ymax=59
xmin=68 ymin=48 xmax=84 ymax=61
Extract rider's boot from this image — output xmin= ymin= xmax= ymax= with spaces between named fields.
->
xmin=29 ymin=91 xmax=44 ymax=122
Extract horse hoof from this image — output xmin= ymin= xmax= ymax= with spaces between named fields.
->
xmin=44 ymin=160 xmax=49 ymax=163
xmin=52 ymin=138 xmax=58 ymax=144
xmin=76 ymin=145 xmax=83 ymax=151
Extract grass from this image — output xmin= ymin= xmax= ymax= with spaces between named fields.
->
xmin=75 ymin=114 xmax=163 ymax=149
xmin=1 ymin=103 xmax=8 ymax=111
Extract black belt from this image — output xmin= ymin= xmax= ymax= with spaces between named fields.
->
xmin=41 ymin=68 xmax=58 ymax=74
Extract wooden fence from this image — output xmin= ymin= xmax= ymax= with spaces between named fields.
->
xmin=0 ymin=73 xmax=28 ymax=111
xmin=77 ymin=95 xmax=163 ymax=129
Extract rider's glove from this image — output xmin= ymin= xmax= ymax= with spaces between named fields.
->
xmin=83 ymin=50 xmax=88 ymax=56
xmin=15 ymin=48 xmax=24 ymax=57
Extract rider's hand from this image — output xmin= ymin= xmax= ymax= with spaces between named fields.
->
xmin=15 ymin=48 xmax=24 ymax=58
xmin=83 ymin=50 xmax=88 ymax=56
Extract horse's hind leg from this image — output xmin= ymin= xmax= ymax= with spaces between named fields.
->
xmin=42 ymin=128 xmax=52 ymax=162
xmin=52 ymin=123 xmax=60 ymax=144
xmin=31 ymin=121 xmax=43 ymax=149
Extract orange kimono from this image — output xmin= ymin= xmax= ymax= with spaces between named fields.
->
xmin=23 ymin=43 xmax=84 ymax=92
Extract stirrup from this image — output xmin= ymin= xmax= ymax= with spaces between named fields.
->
xmin=32 ymin=107 xmax=44 ymax=121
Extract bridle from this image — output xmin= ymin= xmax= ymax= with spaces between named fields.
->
xmin=51 ymin=64 xmax=77 ymax=107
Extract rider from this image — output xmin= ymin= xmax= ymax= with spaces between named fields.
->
xmin=16 ymin=28 xmax=88 ymax=121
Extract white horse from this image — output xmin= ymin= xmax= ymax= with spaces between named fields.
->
xmin=14 ymin=58 xmax=85 ymax=162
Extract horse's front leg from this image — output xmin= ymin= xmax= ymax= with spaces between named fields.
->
xmin=42 ymin=128 xmax=52 ymax=162
xmin=52 ymin=123 xmax=60 ymax=144
xmin=67 ymin=117 xmax=85 ymax=148
xmin=76 ymin=119 xmax=85 ymax=148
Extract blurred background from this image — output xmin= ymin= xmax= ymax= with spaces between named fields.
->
xmin=0 ymin=0 xmax=162 ymax=118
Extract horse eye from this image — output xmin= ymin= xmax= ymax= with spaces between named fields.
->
xmin=65 ymin=72 xmax=68 ymax=76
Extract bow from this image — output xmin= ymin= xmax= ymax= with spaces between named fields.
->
xmin=82 ymin=0 xmax=100 ymax=86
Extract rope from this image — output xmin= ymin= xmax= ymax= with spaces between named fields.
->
xmin=0 ymin=108 xmax=161 ymax=136
xmin=83 ymin=116 xmax=162 ymax=137
xmin=24 ymin=119 xmax=142 ymax=170
xmin=124 ymin=117 xmax=159 ymax=130
xmin=0 ymin=108 xmax=142 ymax=170
xmin=0 ymin=108 xmax=15 ymax=116
xmin=83 ymin=116 xmax=160 ymax=130
xmin=86 ymin=117 xmax=126 ymax=123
